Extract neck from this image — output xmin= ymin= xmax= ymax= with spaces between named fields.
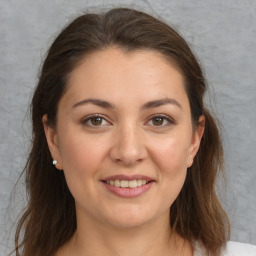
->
xmin=61 ymin=211 xmax=193 ymax=256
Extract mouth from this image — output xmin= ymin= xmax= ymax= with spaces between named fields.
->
xmin=101 ymin=175 xmax=155 ymax=198
xmin=102 ymin=179 xmax=154 ymax=188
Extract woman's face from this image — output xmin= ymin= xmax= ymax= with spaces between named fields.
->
xmin=44 ymin=48 xmax=204 ymax=229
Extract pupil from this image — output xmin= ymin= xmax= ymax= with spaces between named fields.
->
xmin=153 ymin=117 xmax=163 ymax=126
xmin=92 ymin=117 xmax=102 ymax=125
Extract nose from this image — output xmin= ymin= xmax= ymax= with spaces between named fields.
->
xmin=110 ymin=123 xmax=147 ymax=166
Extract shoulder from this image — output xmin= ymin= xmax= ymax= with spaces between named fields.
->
xmin=222 ymin=241 xmax=256 ymax=256
xmin=193 ymin=241 xmax=256 ymax=256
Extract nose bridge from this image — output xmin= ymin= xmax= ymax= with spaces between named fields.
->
xmin=110 ymin=121 xmax=146 ymax=165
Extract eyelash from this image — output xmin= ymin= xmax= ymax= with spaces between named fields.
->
xmin=82 ymin=114 xmax=110 ymax=127
xmin=147 ymin=115 xmax=175 ymax=127
xmin=81 ymin=114 xmax=175 ymax=128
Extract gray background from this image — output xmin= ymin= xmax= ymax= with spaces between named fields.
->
xmin=0 ymin=0 xmax=255 ymax=255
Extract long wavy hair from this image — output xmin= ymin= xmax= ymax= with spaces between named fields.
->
xmin=13 ymin=7 xmax=230 ymax=256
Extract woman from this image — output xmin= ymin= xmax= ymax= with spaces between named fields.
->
xmin=13 ymin=7 xmax=255 ymax=256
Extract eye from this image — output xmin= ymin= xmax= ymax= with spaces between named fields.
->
xmin=82 ymin=114 xmax=110 ymax=127
xmin=147 ymin=115 xmax=174 ymax=127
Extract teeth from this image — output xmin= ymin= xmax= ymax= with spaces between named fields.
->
xmin=114 ymin=180 xmax=120 ymax=187
xmin=128 ymin=180 xmax=137 ymax=188
xmin=120 ymin=180 xmax=128 ymax=188
xmin=106 ymin=179 xmax=148 ymax=188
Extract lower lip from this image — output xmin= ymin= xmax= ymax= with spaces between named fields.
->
xmin=102 ymin=182 xmax=154 ymax=198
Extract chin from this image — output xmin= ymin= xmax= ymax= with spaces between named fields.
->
xmin=107 ymin=216 xmax=150 ymax=229
xmin=101 ymin=205 xmax=160 ymax=229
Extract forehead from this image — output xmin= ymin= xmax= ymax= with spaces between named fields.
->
xmin=70 ymin=47 xmax=183 ymax=83
xmin=61 ymin=47 xmax=189 ymax=110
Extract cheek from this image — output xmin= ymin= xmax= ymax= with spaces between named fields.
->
xmin=150 ymin=137 xmax=190 ymax=205
xmin=58 ymin=133 xmax=108 ymax=178
xmin=57 ymin=133 xmax=110 ymax=205
xmin=151 ymin=136 xmax=190 ymax=174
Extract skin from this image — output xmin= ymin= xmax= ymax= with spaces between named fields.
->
xmin=43 ymin=47 xmax=204 ymax=256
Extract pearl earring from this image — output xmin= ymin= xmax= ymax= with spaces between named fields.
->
xmin=53 ymin=160 xmax=58 ymax=166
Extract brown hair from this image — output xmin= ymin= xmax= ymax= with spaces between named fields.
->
xmin=13 ymin=7 xmax=230 ymax=256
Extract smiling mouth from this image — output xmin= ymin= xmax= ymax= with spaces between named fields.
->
xmin=101 ymin=175 xmax=155 ymax=198
xmin=102 ymin=179 xmax=153 ymax=188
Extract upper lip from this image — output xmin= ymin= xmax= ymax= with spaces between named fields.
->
xmin=102 ymin=174 xmax=155 ymax=182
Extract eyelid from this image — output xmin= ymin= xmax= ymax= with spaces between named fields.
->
xmin=146 ymin=114 xmax=175 ymax=127
xmin=81 ymin=114 xmax=111 ymax=127
xmin=81 ymin=113 xmax=175 ymax=128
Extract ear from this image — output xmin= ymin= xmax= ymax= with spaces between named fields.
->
xmin=187 ymin=115 xmax=205 ymax=168
xmin=42 ymin=114 xmax=63 ymax=170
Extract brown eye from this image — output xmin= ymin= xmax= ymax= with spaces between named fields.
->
xmin=152 ymin=117 xmax=164 ymax=126
xmin=148 ymin=115 xmax=174 ymax=127
xmin=91 ymin=117 xmax=103 ymax=126
xmin=82 ymin=115 xmax=109 ymax=127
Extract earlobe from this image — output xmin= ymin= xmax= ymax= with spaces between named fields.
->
xmin=42 ymin=114 xmax=63 ymax=170
xmin=187 ymin=115 xmax=205 ymax=167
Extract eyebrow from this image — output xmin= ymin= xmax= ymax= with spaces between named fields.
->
xmin=141 ymin=98 xmax=182 ymax=110
xmin=72 ymin=97 xmax=182 ymax=110
xmin=73 ymin=98 xmax=113 ymax=109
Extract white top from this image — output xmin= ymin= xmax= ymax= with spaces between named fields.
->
xmin=194 ymin=241 xmax=256 ymax=256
